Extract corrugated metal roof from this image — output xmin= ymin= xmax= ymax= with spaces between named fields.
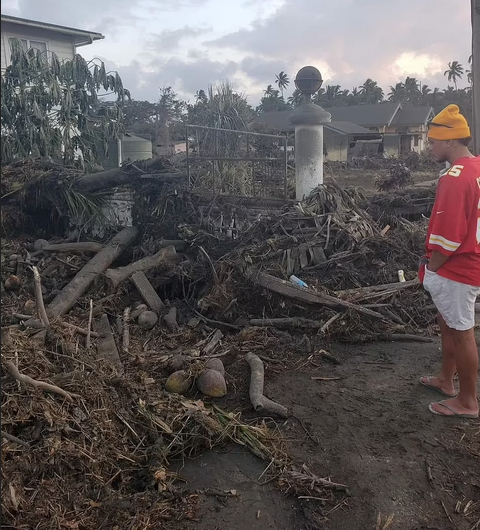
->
xmin=255 ymin=111 xmax=378 ymax=135
xmin=391 ymin=106 xmax=435 ymax=126
xmin=327 ymin=103 xmax=401 ymax=127
xmin=1 ymin=14 xmax=104 ymax=44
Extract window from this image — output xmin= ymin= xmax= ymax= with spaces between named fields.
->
xmin=414 ymin=135 xmax=420 ymax=147
xmin=9 ymin=37 xmax=47 ymax=56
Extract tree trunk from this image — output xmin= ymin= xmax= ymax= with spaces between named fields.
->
xmin=104 ymin=245 xmax=179 ymax=289
xmin=46 ymin=226 xmax=138 ymax=319
xmin=73 ymin=158 xmax=185 ymax=193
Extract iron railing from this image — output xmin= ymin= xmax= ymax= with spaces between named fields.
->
xmin=185 ymin=124 xmax=289 ymax=199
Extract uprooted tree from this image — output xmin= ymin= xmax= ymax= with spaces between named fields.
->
xmin=1 ymin=39 xmax=130 ymax=169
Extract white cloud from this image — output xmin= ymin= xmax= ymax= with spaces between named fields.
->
xmin=1 ymin=0 xmax=472 ymax=102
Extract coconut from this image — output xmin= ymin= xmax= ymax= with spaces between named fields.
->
xmin=138 ymin=310 xmax=158 ymax=330
xmin=197 ymin=369 xmax=227 ymax=398
xmin=165 ymin=371 xmax=192 ymax=395
xmin=131 ymin=304 xmax=148 ymax=320
xmin=23 ymin=300 xmax=36 ymax=315
xmin=4 ymin=275 xmax=21 ymax=291
xmin=205 ymin=358 xmax=225 ymax=376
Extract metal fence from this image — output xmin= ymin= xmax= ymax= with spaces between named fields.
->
xmin=185 ymin=124 xmax=289 ymax=199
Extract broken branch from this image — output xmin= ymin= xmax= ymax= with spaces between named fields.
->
xmin=244 ymin=352 xmax=289 ymax=418
xmin=31 ymin=266 xmax=49 ymax=327
xmin=105 ymin=245 xmax=179 ymax=289
xmin=5 ymin=361 xmax=80 ymax=402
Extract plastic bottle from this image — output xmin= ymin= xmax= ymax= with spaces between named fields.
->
xmin=397 ymin=270 xmax=406 ymax=282
xmin=289 ymin=275 xmax=308 ymax=289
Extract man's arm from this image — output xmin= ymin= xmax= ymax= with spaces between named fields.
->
xmin=427 ymin=251 xmax=449 ymax=272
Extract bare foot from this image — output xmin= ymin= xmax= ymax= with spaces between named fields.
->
xmin=419 ymin=376 xmax=456 ymax=397
xmin=429 ymin=398 xmax=479 ymax=418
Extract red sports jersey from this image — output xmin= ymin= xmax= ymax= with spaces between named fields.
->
xmin=420 ymin=156 xmax=480 ymax=286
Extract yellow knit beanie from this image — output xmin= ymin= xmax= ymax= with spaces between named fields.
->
xmin=427 ymin=104 xmax=470 ymax=141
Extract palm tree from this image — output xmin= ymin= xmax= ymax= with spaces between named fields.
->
xmin=466 ymin=55 xmax=473 ymax=86
xmin=348 ymin=87 xmax=361 ymax=105
xmin=420 ymin=85 xmax=432 ymax=105
xmin=325 ymin=84 xmax=342 ymax=106
xmin=404 ymin=76 xmax=421 ymax=103
xmin=287 ymin=88 xmax=303 ymax=108
xmin=388 ymin=82 xmax=406 ymax=102
xmin=359 ymin=78 xmax=384 ymax=104
xmin=444 ymin=61 xmax=464 ymax=89
xmin=264 ymin=84 xmax=275 ymax=97
xmin=275 ymin=71 xmax=290 ymax=98
xmin=430 ymin=87 xmax=441 ymax=106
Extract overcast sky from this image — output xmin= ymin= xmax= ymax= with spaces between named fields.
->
xmin=2 ymin=0 xmax=473 ymax=104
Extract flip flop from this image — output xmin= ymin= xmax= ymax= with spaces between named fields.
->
xmin=419 ymin=376 xmax=457 ymax=398
xmin=429 ymin=401 xmax=479 ymax=419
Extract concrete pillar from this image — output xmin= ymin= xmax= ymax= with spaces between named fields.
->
xmin=289 ymin=103 xmax=331 ymax=201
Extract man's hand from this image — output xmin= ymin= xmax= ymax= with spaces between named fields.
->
xmin=427 ymin=251 xmax=449 ymax=272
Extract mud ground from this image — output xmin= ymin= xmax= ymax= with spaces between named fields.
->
xmin=175 ymin=338 xmax=479 ymax=530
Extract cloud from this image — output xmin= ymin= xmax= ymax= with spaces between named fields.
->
xmin=149 ymin=26 xmax=209 ymax=52
xmin=101 ymin=55 xmax=239 ymax=102
xmin=2 ymin=0 xmax=473 ymax=104
xmin=7 ymin=0 xmax=207 ymax=32
xmin=208 ymin=0 xmax=472 ymax=90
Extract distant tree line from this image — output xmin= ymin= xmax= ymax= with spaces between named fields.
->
xmin=122 ymin=58 xmax=473 ymax=148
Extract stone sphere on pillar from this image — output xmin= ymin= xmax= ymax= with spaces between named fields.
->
xmin=294 ymin=66 xmax=323 ymax=101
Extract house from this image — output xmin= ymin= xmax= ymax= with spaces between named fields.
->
xmin=1 ymin=13 xmax=104 ymax=73
xmin=255 ymin=112 xmax=383 ymax=162
xmin=255 ymin=103 xmax=435 ymax=159
xmin=323 ymin=103 xmax=435 ymax=156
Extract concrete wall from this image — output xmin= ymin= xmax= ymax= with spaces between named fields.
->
xmin=1 ymin=22 xmax=75 ymax=73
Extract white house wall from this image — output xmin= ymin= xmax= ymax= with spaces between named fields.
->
xmin=1 ymin=21 xmax=75 ymax=73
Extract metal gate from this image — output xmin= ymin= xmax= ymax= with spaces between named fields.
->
xmin=185 ymin=124 xmax=289 ymax=199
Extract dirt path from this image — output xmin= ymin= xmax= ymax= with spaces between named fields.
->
xmin=178 ymin=339 xmax=479 ymax=530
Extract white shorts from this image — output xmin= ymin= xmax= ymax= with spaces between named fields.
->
xmin=423 ymin=268 xmax=480 ymax=331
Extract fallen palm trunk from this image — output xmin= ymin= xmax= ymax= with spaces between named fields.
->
xmin=33 ymin=242 xmax=104 ymax=254
xmin=245 ymin=352 xmax=289 ymax=418
xmin=249 ymin=317 xmax=324 ymax=330
xmin=105 ymin=245 xmax=178 ymax=289
xmin=74 ymin=158 xmax=186 ymax=193
xmin=46 ymin=226 xmax=138 ymax=319
xmin=245 ymin=268 xmax=389 ymax=322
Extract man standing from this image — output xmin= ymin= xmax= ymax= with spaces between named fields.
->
xmin=419 ymin=104 xmax=480 ymax=419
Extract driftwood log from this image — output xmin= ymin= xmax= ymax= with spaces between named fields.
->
xmin=244 ymin=352 xmax=289 ymax=418
xmin=245 ymin=268 xmax=389 ymax=322
xmin=46 ymin=226 xmax=138 ymax=319
xmin=105 ymin=245 xmax=178 ymax=289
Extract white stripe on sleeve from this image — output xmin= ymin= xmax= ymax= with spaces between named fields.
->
xmin=428 ymin=234 xmax=461 ymax=252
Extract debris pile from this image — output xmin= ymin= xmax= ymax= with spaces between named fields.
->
xmin=1 ymin=158 xmax=436 ymax=528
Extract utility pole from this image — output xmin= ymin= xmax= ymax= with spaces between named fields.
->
xmin=473 ymin=0 xmax=480 ymax=154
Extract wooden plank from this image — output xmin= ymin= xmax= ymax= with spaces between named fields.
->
xmin=95 ymin=314 xmax=123 ymax=372
xmin=130 ymin=271 xmax=165 ymax=313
